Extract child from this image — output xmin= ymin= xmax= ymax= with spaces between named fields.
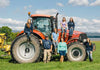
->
xmin=40 ymin=36 xmax=52 ymax=63
xmin=51 ymin=28 xmax=59 ymax=55
xmin=57 ymin=38 xmax=67 ymax=62
xmin=68 ymin=17 xmax=75 ymax=36
xmin=60 ymin=17 xmax=67 ymax=38
xmin=24 ymin=19 xmax=33 ymax=41
xmin=85 ymin=38 xmax=94 ymax=62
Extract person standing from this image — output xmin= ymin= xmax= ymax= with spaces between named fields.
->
xmin=51 ymin=28 xmax=59 ymax=55
xmin=85 ymin=38 xmax=94 ymax=62
xmin=24 ymin=19 xmax=33 ymax=41
xmin=40 ymin=36 xmax=52 ymax=63
xmin=68 ymin=17 xmax=75 ymax=36
xmin=57 ymin=38 xmax=67 ymax=63
xmin=60 ymin=17 xmax=67 ymax=38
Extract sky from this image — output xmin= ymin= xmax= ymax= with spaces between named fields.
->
xmin=0 ymin=0 xmax=100 ymax=32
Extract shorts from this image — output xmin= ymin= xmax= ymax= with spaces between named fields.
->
xmin=59 ymin=50 xmax=66 ymax=56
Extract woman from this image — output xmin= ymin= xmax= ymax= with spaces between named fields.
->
xmin=24 ymin=19 xmax=33 ymax=41
xmin=60 ymin=17 xmax=67 ymax=38
xmin=68 ymin=17 xmax=75 ymax=36
xmin=85 ymin=38 xmax=93 ymax=62
xmin=51 ymin=28 xmax=59 ymax=55
xmin=57 ymin=38 xmax=67 ymax=62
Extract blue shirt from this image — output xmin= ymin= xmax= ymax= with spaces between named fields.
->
xmin=52 ymin=32 xmax=59 ymax=41
xmin=42 ymin=39 xmax=52 ymax=49
xmin=85 ymin=42 xmax=93 ymax=51
xmin=68 ymin=22 xmax=75 ymax=30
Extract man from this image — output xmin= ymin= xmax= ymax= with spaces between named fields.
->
xmin=24 ymin=19 xmax=33 ymax=41
xmin=40 ymin=36 xmax=52 ymax=63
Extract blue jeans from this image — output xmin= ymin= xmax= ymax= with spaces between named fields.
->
xmin=25 ymin=31 xmax=31 ymax=39
xmin=61 ymin=28 xmax=67 ymax=33
xmin=53 ymin=41 xmax=58 ymax=50
xmin=87 ymin=50 xmax=93 ymax=60
xmin=69 ymin=27 xmax=73 ymax=36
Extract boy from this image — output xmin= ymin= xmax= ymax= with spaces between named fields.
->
xmin=24 ymin=19 xmax=33 ymax=41
xmin=40 ymin=36 xmax=52 ymax=63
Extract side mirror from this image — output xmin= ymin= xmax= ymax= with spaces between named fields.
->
xmin=28 ymin=12 xmax=31 ymax=16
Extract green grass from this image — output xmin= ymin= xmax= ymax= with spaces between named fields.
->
xmin=0 ymin=41 xmax=100 ymax=70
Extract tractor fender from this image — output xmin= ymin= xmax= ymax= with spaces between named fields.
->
xmin=67 ymin=37 xmax=80 ymax=44
xmin=16 ymin=30 xmax=45 ymax=39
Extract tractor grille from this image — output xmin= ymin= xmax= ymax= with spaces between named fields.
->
xmin=79 ymin=33 xmax=87 ymax=42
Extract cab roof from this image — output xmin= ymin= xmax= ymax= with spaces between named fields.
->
xmin=31 ymin=14 xmax=51 ymax=18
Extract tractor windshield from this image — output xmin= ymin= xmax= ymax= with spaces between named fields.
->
xmin=32 ymin=17 xmax=51 ymax=36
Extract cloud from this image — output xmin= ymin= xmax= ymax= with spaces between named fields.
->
xmin=35 ymin=9 xmax=100 ymax=32
xmin=0 ymin=0 xmax=10 ymax=8
xmin=90 ymin=0 xmax=100 ymax=6
xmin=56 ymin=3 xmax=64 ymax=7
xmin=68 ymin=0 xmax=89 ymax=6
xmin=24 ymin=5 xmax=32 ymax=10
xmin=35 ymin=9 xmax=58 ymax=15
xmin=0 ymin=18 xmax=25 ymax=31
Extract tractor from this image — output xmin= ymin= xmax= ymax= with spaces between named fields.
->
xmin=0 ymin=33 xmax=11 ymax=56
xmin=11 ymin=12 xmax=90 ymax=63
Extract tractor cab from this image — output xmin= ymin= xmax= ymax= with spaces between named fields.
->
xmin=31 ymin=15 xmax=52 ymax=36
xmin=28 ymin=12 xmax=58 ymax=38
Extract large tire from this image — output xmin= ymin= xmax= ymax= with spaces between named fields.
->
xmin=67 ymin=42 xmax=86 ymax=61
xmin=11 ymin=34 xmax=41 ymax=63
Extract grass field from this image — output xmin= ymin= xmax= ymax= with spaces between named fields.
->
xmin=0 ymin=41 xmax=100 ymax=70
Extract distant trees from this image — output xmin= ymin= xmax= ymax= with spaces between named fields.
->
xmin=0 ymin=26 xmax=19 ymax=42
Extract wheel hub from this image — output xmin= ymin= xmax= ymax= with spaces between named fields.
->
xmin=73 ymin=50 xmax=79 ymax=57
xmin=25 ymin=48 xmax=30 ymax=53
xmin=17 ymin=42 xmax=35 ymax=60
xmin=72 ymin=49 xmax=81 ymax=58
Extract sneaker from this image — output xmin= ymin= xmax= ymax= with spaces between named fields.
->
xmin=44 ymin=60 xmax=46 ymax=63
xmin=47 ymin=60 xmax=50 ymax=63
xmin=90 ymin=59 xmax=93 ymax=62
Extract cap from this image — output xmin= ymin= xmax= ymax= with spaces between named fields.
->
xmin=45 ymin=35 xmax=48 ymax=38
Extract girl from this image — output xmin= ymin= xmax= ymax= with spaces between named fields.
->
xmin=57 ymin=38 xmax=67 ymax=62
xmin=68 ymin=17 xmax=75 ymax=36
xmin=51 ymin=28 xmax=59 ymax=55
xmin=24 ymin=19 xmax=33 ymax=41
xmin=85 ymin=38 xmax=93 ymax=62
xmin=60 ymin=17 xmax=67 ymax=38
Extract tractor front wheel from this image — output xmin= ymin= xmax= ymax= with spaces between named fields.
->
xmin=67 ymin=42 xmax=86 ymax=61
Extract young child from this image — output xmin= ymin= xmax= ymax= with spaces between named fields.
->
xmin=60 ymin=17 xmax=67 ymax=38
xmin=57 ymin=38 xmax=67 ymax=62
xmin=85 ymin=38 xmax=93 ymax=62
xmin=40 ymin=36 xmax=52 ymax=63
xmin=24 ymin=19 xmax=33 ymax=41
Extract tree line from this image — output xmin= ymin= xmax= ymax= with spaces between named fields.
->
xmin=0 ymin=26 xmax=19 ymax=42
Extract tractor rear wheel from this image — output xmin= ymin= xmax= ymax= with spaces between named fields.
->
xmin=67 ymin=42 xmax=86 ymax=61
xmin=11 ymin=34 xmax=41 ymax=63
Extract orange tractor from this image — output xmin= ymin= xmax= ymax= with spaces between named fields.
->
xmin=11 ymin=12 xmax=93 ymax=63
